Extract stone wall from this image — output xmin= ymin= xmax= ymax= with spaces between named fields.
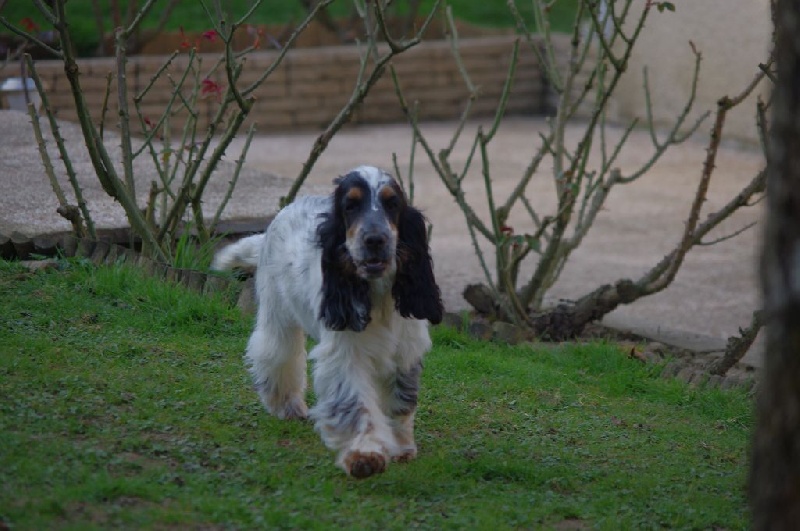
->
xmin=30 ymin=36 xmax=546 ymax=133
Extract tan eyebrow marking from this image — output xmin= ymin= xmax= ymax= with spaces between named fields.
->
xmin=346 ymin=187 xmax=363 ymax=202
xmin=379 ymin=186 xmax=397 ymax=202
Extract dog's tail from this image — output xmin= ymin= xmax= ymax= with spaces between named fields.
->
xmin=211 ymin=233 xmax=264 ymax=273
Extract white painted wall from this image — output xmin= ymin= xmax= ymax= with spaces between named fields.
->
xmin=610 ymin=0 xmax=772 ymax=144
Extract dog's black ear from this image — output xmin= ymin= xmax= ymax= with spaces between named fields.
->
xmin=317 ymin=200 xmax=371 ymax=332
xmin=393 ymin=206 xmax=443 ymax=324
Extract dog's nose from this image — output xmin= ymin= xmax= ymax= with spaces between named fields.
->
xmin=363 ymin=233 xmax=387 ymax=251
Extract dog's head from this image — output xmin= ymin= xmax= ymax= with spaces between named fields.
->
xmin=317 ymin=166 xmax=443 ymax=332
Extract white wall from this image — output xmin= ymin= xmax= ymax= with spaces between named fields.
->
xmin=610 ymin=0 xmax=772 ymax=144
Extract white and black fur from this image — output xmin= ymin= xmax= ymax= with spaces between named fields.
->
xmin=212 ymin=166 xmax=442 ymax=478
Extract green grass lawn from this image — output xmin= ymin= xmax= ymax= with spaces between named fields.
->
xmin=0 ymin=258 xmax=751 ymax=529
xmin=1 ymin=0 xmax=579 ymax=56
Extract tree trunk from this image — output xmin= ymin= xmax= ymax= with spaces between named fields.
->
xmin=749 ymin=0 xmax=800 ymax=526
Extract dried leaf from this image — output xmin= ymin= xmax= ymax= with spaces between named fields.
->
xmin=628 ymin=346 xmax=647 ymax=363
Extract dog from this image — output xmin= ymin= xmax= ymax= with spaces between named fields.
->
xmin=212 ymin=166 xmax=443 ymax=478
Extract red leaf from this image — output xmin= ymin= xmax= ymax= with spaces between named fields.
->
xmin=201 ymin=29 xmax=218 ymax=42
xmin=247 ymin=24 xmax=264 ymax=49
xmin=179 ymin=26 xmax=191 ymax=49
xmin=20 ymin=17 xmax=40 ymax=33
xmin=200 ymin=78 xmax=223 ymax=102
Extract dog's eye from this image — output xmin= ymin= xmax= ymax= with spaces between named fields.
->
xmin=344 ymin=198 xmax=359 ymax=213
xmin=383 ymin=196 xmax=400 ymax=211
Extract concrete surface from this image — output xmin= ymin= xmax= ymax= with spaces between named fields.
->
xmin=0 ymin=110 xmax=765 ymax=366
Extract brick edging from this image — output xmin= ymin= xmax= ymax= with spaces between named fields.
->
xmin=69 ymin=235 xmax=244 ymax=301
xmin=31 ymin=35 xmax=553 ymax=132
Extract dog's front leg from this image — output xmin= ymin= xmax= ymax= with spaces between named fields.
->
xmin=310 ymin=346 xmax=395 ymax=478
xmin=246 ymin=321 xmax=308 ymax=420
xmin=386 ymin=359 xmax=422 ymax=463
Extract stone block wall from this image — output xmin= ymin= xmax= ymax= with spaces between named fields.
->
xmin=29 ymin=36 xmax=546 ymax=133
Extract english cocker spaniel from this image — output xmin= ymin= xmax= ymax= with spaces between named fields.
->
xmin=212 ymin=166 xmax=443 ymax=478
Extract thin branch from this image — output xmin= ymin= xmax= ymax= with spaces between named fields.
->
xmin=443 ymin=5 xmax=476 ymax=95
xmin=134 ymin=50 xmax=181 ymax=103
xmin=132 ymin=51 xmax=191 ymax=160
xmin=373 ymin=0 xmax=406 ymax=53
xmin=98 ymin=72 xmax=113 ymax=140
xmin=214 ymin=0 xmax=252 ymax=114
xmin=457 ymin=134 xmax=481 ymax=184
xmin=31 ymin=0 xmax=58 ymax=25
xmin=121 ymin=0 xmax=159 ymax=36
xmin=24 ymin=54 xmax=96 ymax=239
xmin=730 ymin=58 xmax=771 ymax=108
xmin=158 ymin=86 xmax=234 ymax=244
xmin=115 ymin=27 xmax=137 ymax=197
xmin=485 ymin=40 xmax=519 ymax=142
xmin=497 ymin=132 xmax=552 ymax=217
xmin=690 ymin=171 xmax=766 ymax=245
xmin=506 ymin=1 xmax=549 ymax=84
xmin=520 ymin=194 xmax=548 ymax=239
xmin=759 ymin=61 xmax=776 ymax=84
xmin=618 ymin=44 xmax=707 ymax=183
xmin=699 ymin=221 xmax=758 ymax=246
xmin=211 ymin=123 xmax=256 ymax=233
xmin=709 ymin=310 xmax=764 ymax=376
xmin=191 ymin=106 xmax=249 ymax=241
xmin=241 ymin=0 xmax=335 ymax=97
xmin=603 ymin=118 xmax=638 ymax=173
xmin=144 ymin=179 xmax=160 ymax=230
xmin=0 ymin=17 xmax=63 ymax=58
xmin=282 ymin=0 xmax=442 ymax=206
xmin=392 ymin=103 xmax=419 ymax=204
xmin=642 ymin=67 xmax=660 ymax=147
xmin=28 ymin=105 xmax=67 ymax=206
xmin=391 ymin=66 xmax=496 ymax=242
xmin=586 ymin=1 xmax=621 ymax=70
xmin=604 ymin=0 xmax=631 ymax=45
xmin=757 ymin=96 xmax=771 ymax=164
xmin=439 ymin=5 xmax=479 ymax=158
xmin=234 ymin=0 xmax=264 ymax=27
xmin=478 ymin=129 xmax=504 ymax=273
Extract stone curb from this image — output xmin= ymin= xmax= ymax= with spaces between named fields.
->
xmin=0 ymin=217 xmax=272 ymax=260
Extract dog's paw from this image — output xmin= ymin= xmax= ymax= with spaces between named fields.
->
xmin=343 ymin=451 xmax=386 ymax=479
xmin=391 ymin=448 xmax=417 ymax=463
xmin=261 ymin=394 xmax=308 ymax=421
xmin=276 ymin=398 xmax=309 ymax=421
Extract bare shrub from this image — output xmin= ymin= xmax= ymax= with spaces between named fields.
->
xmin=3 ymin=0 xmax=439 ymax=263
xmin=392 ymin=0 xmax=769 ymax=343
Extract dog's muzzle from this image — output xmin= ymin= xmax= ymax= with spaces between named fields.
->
xmin=358 ymin=230 xmax=393 ymax=278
